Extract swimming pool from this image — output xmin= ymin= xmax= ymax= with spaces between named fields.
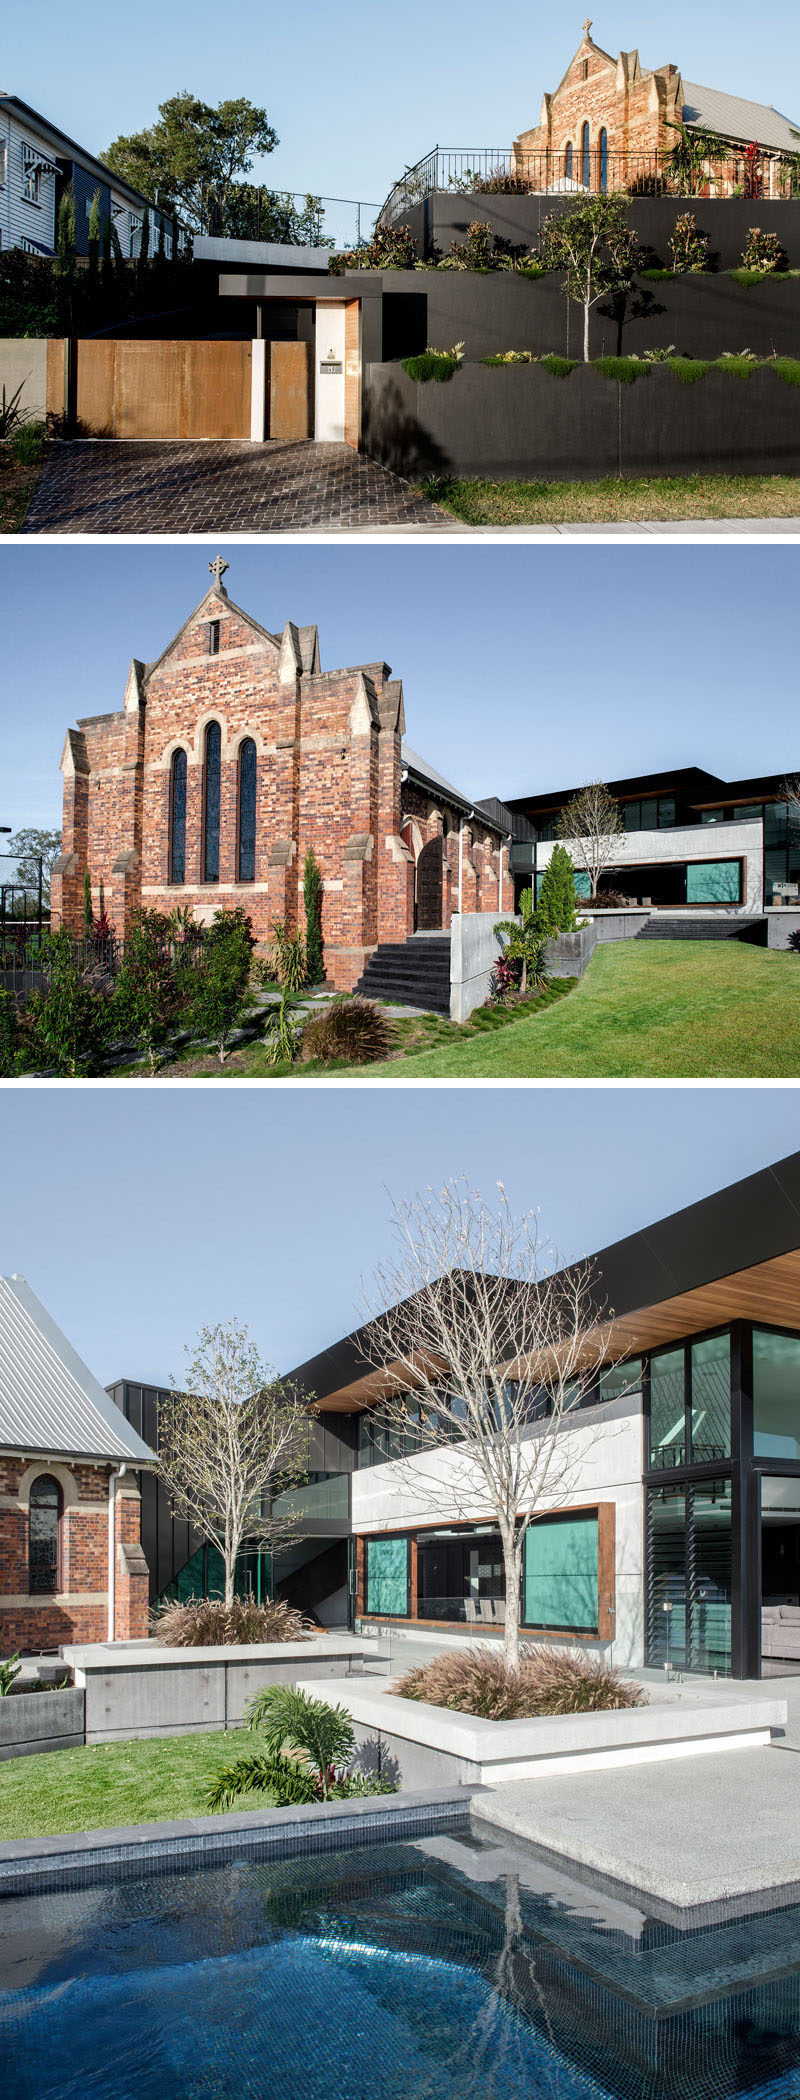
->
xmin=3 ymin=1818 xmax=800 ymax=2099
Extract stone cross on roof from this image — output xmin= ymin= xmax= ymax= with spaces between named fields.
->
xmin=583 ymin=17 xmax=593 ymax=36
xmin=209 ymin=556 xmax=229 ymax=592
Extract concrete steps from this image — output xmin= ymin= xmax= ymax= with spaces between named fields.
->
xmin=354 ymin=934 xmax=451 ymax=1015
xmin=635 ymin=917 xmax=767 ymax=942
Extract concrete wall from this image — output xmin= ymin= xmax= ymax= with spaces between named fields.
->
xmin=543 ymin=921 xmax=598 ymax=979
xmin=0 ymin=338 xmax=48 ymax=422
xmin=0 ymin=1686 xmax=84 ymax=1761
xmin=449 ymin=910 xmax=508 ymax=1021
xmin=60 ymin=1635 xmax=374 ymax=1744
xmin=350 ymin=1395 xmax=647 ymax=1669
xmin=364 ymin=360 xmax=800 ymax=483
xmin=767 ymin=912 xmax=800 ymax=950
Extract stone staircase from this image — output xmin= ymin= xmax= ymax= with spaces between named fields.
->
xmin=354 ymin=932 xmax=451 ymax=1015
xmin=634 ymin=916 xmax=767 ymax=942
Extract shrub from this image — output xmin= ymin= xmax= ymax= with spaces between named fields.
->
xmin=0 ymin=989 xmax=18 ymax=1077
xmin=0 ymin=1653 xmax=21 ymax=1697
xmin=262 ymin=987 xmax=304 ymax=1066
xmin=188 ymin=907 xmax=254 ymax=1064
xmin=540 ymin=354 xmax=574 ymax=378
xmin=441 ymin=221 xmax=495 ymax=270
xmin=775 ymin=359 xmax=800 ymax=388
xmin=668 ymin=213 xmax=710 ymax=273
xmin=331 ymin=224 xmax=416 ymax=272
xmin=205 ymin=1684 xmax=396 ymax=1810
xmin=668 ymin=356 xmax=714 ymax=383
xmin=740 ymin=227 xmax=785 ymax=273
xmin=394 ymin=1644 xmax=645 ymax=1720
xmin=402 ymin=346 xmax=464 ymax=382
xmin=269 ymin=918 xmax=307 ymax=990
xmin=300 ymin=996 xmax=395 ymax=1066
xmin=26 ymin=929 xmax=105 ymax=1076
xmin=483 ymin=350 xmax=536 ymax=365
xmin=9 ymin=419 xmax=47 ymax=465
xmin=593 ymin=356 xmax=649 ymax=384
xmin=488 ymin=955 xmax=521 ymax=1004
xmin=107 ymin=909 xmax=180 ymax=1074
xmin=151 ymin=1595 xmax=311 ymax=1648
xmin=716 ymin=351 xmax=757 ymax=377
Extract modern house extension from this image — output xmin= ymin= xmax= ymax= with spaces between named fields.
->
xmin=265 ymin=1149 xmax=800 ymax=1682
xmin=503 ymin=766 xmax=800 ymax=942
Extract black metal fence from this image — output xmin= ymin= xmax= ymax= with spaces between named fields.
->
xmin=0 ymin=927 xmax=205 ymax=1000
xmin=378 ymin=145 xmax=800 ymax=227
xmin=0 ymin=855 xmax=45 ymax=955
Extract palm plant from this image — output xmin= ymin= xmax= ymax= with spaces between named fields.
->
xmin=494 ymin=892 xmax=550 ymax=996
xmin=206 ymin=1684 xmax=357 ymax=1810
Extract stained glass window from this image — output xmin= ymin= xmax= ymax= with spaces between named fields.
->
xmin=582 ymin=124 xmax=591 ymax=187
xmin=565 ymin=143 xmax=573 ymax=179
xmin=29 ymin=1474 xmax=61 ymax=1594
xmin=203 ymin=722 xmax=221 ymax=883
xmin=599 ymin=129 xmax=608 ymax=193
xmin=238 ymin=739 xmax=257 ymax=883
xmin=170 ymin=748 xmax=187 ymax=885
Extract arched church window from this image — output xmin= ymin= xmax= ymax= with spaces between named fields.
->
xmin=169 ymin=748 xmax=187 ymax=885
xmin=582 ymin=123 xmax=591 ymax=188
xmin=203 ymin=722 xmax=221 ymax=883
xmin=238 ymin=738 xmax=257 ymax=883
xmin=29 ymin=1474 xmax=62 ymax=1594
xmin=565 ymin=141 xmax=573 ymax=180
xmin=599 ymin=129 xmax=608 ymax=193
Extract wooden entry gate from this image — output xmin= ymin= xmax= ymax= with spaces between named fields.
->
xmin=47 ymin=339 xmax=254 ymax=440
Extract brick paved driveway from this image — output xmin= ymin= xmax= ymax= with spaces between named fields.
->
xmin=21 ymin=440 xmax=450 ymax=534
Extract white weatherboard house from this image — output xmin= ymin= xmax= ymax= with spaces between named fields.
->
xmin=0 ymin=93 xmax=188 ymax=259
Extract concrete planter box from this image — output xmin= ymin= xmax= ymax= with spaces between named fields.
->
xmin=60 ymin=1635 xmax=374 ymax=1744
xmin=0 ymin=1686 xmax=84 ymax=1761
xmin=450 ymin=911 xmax=509 ymax=1022
xmin=364 ymin=360 xmax=800 ymax=484
xmin=543 ymin=922 xmax=598 ymax=979
xmin=295 ymin=1672 xmax=786 ymax=1791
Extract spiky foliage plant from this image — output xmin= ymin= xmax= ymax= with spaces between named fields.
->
xmin=300 ymin=998 xmax=395 ymax=1067
xmin=151 ymin=1595 xmax=310 ymax=1648
xmin=394 ymin=1644 xmax=646 ymax=1720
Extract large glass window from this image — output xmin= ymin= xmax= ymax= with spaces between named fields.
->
xmin=686 ymin=860 xmax=742 ymax=904
xmin=646 ymin=1481 xmax=731 ymax=1673
xmin=237 ymin=738 xmax=257 ymax=883
xmin=365 ymin=1535 xmax=409 ymax=1616
xmin=691 ymin=1334 xmax=731 ymax=1463
xmin=597 ymin=1357 xmax=643 ymax=1404
xmin=649 ymin=1349 xmax=686 ymax=1469
xmin=169 ymin=749 xmax=187 ymax=886
xmin=418 ymin=1527 xmax=504 ymax=1625
xmin=29 ymin=1474 xmax=61 ymax=1594
xmin=524 ymin=1512 xmax=598 ymax=1631
xmin=764 ymin=801 xmax=800 ymax=906
xmin=203 ymin=722 xmax=221 ymax=883
xmin=754 ymin=1330 xmax=800 ymax=1461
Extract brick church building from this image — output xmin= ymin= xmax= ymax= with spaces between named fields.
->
xmin=52 ymin=561 xmax=513 ymax=989
xmin=514 ymin=21 xmax=800 ymax=193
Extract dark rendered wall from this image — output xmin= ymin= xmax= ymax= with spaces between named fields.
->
xmin=401 ymin=195 xmax=800 ymax=272
xmin=363 ymin=361 xmax=800 ymax=483
xmin=379 ymin=270 xmax=800 ymax=362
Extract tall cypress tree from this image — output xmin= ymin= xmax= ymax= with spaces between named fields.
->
xmin=536 ymin=844 xmax=578 ymax=935
xmin=303 ymin=850 xmax=324 ymax=986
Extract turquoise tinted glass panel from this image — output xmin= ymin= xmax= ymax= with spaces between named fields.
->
xmin=686 ymin=860 xmax=741 ymax=903
xmin=650 ymin=1348 xmax=685 ymax=1468
xmin=366 ymin=1535 xmax=408 ymax=1615
xmin=524 ymin=1514 xmax=598 ymax=1631
xmin=574 ymin=871 xmax=592 ymax=898
xmin=754 ymin=1330 xmax=800 ymax=1461
xmin=691 ymin=1334 xmax=731 ymax=1463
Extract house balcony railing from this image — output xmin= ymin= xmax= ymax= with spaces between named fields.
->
xmin=377 ymin=145 xmax=800 ymax=227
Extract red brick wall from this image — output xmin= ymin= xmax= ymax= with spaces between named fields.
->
xmin=514 ymin=32 xmax=682 ymax=183
xmin=54 ymin=585 xmax=511 ymax=985
xmin=0 ymin=1456 xmax=148 ymax=1653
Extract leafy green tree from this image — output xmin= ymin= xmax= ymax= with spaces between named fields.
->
xmin=188 ymin=910 xmax=253 ymax=1064
xmin=303 ymin=850 xmax=324 ymax=985
xmin=26 ymin=930 xmax=103 ymax=1076
xmin=103 ymin=94 xmax=279 ymax=234
xmin=5 ymin=828 xmax=61 ymax=907
xmin=536 ymin=844 xmax=579 ymax=935
xmin=536 ymin=194 xmax=641 ymax=361
xmin=224 ymin=185 xmax=325 ymax=244
xmin=109 ymin=910 xmax=178 ymax=1075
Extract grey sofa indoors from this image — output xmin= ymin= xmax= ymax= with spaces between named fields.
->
xmin=762 ymin=1604 xmax=800 ymax=1660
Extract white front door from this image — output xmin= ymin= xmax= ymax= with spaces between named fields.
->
xmin=314 ymin=306 xmax=346 ymax=441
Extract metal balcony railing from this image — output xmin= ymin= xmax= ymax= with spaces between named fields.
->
xmin=377 ymin=145 xmax=800 ymax=227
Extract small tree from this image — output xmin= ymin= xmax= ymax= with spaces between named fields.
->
xmin=536 ymin=845 xmax=579 ymax=935
xmin=303 ymin=850 xmax=324 ymax=986
xmin=557 ymin=782 xmax=626 ymax=900
xmin=87 ymin=189 xmax=102 ymax=277
xmin=83 ymin=866 xmax=93 ymax=936
xmin=494 ymin=890 xmax=549 ymax=996
xmin=157 ymin=1321 xmax=314 ymax=1607
xmin=189 ymin=909 xmax=253 ymax=1065
xmin=109 ymin=909 xmax=178 ymax=1074
xmin=536 ymin=194 xmax=641 ymax=362
xmin=26 ymin=929 xmax=103 ymax=1076
xmin=362 ymin=1180 xmax=620 ymax=1670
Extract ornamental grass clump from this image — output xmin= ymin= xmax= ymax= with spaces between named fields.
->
xmin=300 ymin=997 xmax=395 ymax=1066
xmin=394 ymin=1643 xmax=645 ymax=1720
xmin=151 ymin=1596 xmax=311 ymax=1648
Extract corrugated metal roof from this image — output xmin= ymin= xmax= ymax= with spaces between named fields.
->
xmin=682 ymin=82 xmax=800 ymax=153
xmin=0 ymin=1276 xmax=155 ymax=1462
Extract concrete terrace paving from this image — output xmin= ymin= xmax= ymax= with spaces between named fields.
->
xmin=20 ymin=440 xmax=451 ymax=535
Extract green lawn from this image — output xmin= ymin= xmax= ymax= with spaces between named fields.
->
xmin=0 ymin=1729 xmax=264 ymax=1840
xmin=359 ymin=942 xmax=800 ymax=1080
xmin=420 ymin=473 xmax=800 ymax=526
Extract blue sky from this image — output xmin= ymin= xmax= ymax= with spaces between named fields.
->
xmin=0 ymin=1088 xmax=798 ymax=1389
xmin=4 ymin=2 xmax=799 ymax=244
xmin=2 ymin=543 xmax=799 ymax=837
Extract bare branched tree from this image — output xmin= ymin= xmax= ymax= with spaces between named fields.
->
xmin=157 ymin=1321 xmax=314 ymax=1606
xmin=362 ymin=1180 xmax=621 ymax=1669
xmin=780 ymin=777 xmax=800 ymax=844
xmin=556 ymin=781 xmax=626 ymax=900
